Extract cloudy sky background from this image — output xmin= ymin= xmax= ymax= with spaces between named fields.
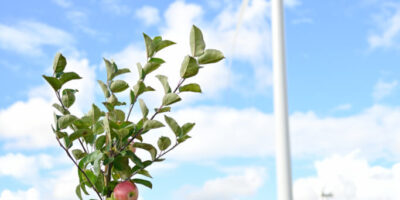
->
xmin=0 ymin=0 xmax=400 ymax=199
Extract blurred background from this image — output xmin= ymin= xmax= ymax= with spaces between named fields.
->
xmin=0 ymin=0 xmax=399 ymax=199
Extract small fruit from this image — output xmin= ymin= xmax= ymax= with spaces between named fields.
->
xmin=113 ymin=181 xmax=138 ymax=200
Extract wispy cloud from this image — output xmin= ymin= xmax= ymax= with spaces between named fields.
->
xmin=135 ymin=6 xmax=161 ymax=26
xmin=372 ymin=79 xmax=398 ymax=101
xmin=368 ymin=3 xmax=400 ymax=49
xmin=0 ymin=21 xmax=74 ymax=56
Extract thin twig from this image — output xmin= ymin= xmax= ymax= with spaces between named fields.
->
xmin=56 ymin=137 xmax=103 ymax=200
xmin=54 ymin=90 xmax=89 ymax=153
xmin=78 ymin=138 xmax=88 ymax=153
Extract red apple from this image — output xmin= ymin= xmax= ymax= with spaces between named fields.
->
xmin=113 ymin=181 xmax=138 ymax=200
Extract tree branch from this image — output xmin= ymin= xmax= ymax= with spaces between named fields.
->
xmin=55 ymin=137 xmax=103 ymax=200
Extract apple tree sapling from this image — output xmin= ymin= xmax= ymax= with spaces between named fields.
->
xmin=42 ymin=25 xmax=224 ymax=200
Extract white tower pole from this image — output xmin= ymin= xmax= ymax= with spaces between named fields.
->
xmin=271 ymin=0 xmax=293 ymax=200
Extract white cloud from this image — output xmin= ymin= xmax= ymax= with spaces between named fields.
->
xmin=176 ymin=167 xmax=266 ymax=200
xmin=153 ymin=104 xmax=400 ymax=161
xmin=135 ymin=6 xmax=161 ymax=26
xmin=368 ymin=4 xmax=400 ymax=49
xmin=0 ymin=57 xmax=96 ymax=149
xmin=294 ymin=152 xmax=400 ymax=199
xmin=109 ymin=0 xmax=273 ymax=102
xmin=0 ymin=188 xmax=40 ymax=200
xmin=372 ymin=79 xmax=398 ymax=101
xmin=66 ymin=10 xmax=97 ymax=36
xmin=0 ymin=153 xmax=53 ymax=179
xmin=0 ymin=21 xmax=74 ymax=56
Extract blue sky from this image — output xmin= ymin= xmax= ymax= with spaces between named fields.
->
xmin=0 ymin=0 xmax=400 ymax=199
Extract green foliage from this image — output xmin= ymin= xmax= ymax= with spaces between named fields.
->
xmin=42 ymin=25 xmax=223 ymax=200
xmin=198 ymin=49 xmax=225 ymax=64
xmin=53 ymin=52 xmax=67 ymax=73
xmin=162 ymin=93 xmax=181 ymax=106
xmin=190 ymin=25 xmax=206 ymax=57
xmin=179 ymin=83 xmax=202 ymax=93
xmin=180 ymin=56 xmax=199 ymax=78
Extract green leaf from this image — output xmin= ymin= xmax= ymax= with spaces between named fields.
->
xmin=75 ymin=184 xmax=83 ymax=200
xmin=104 ymin=58 xmax=117 ymax=81
xmin=133 ymin=142 xmax=158 ymax=160
xmin=109 ymin=109 xmax=125 ymax=122
xmin=52 ymin=103 xmax=70 ymax=115
xmin=138 ymin=99 xmax=149 ymax=118
xmin=190 ymin=25 xmax=206 ymax=57
xmin=144 ymin=86 xmax=155 ymax=92
xmin=110 ymin=68 xmax=130 ymax=80
xmin=137 ymin=169 xmax=152 ymax=178
xmin=72 ymin=149 xmax=86 ymax=160
xmin=137 ymin=63 xmax=145 ymax=80
xmin=198 ymin=49 xmax=225 ymax=64
xmin=154 ymin=40 xmax=176 ymax=52
xmin=97 ymin=80 xmax=110 ymax=98
xmin=84 ymin=170 xmax=97 ymax=185
xmin=59 ymin=72 xmax=82 ymax=85
xmin=94 ymin=173 xmax=105 ymax=193
xmin=143 ymin=33 xmax=154 ymax=58
xmin=133 ymin=80 xmax=146 ymax=97
xmin=182 ymin=123 xmax=195 ymax=135
xmin=129 ymin=90 xmax=136 ymax=105
xmin=132 ymin=178 xmax=152 ymax=189
xmin=95 ymin=135 xmax=106 ymax=150
xmin=113 ymin=156 xmax=130 ymax=173
xmin=62 ymin=89 xmax=77 ymax=108
xmin=155 ymin=107 xmax=171 ymax=113
xmin=42 ymin=75 xmax=62 ymax=91
xmin=180 ymin=56 xmax=199 ymax=78
xmin=164 ymin=115 xmax=182 ymax=137
xmin=58 ymin=114 xmax=78 ymax=129
xmin=80 ymin=150 xmax=103 ymax=175
xmin=110 ymin=80 xmax=129 ymax=93
xmin=53 ymin=52 xmax=67 ymax=73
xmin=149 ymin=57 xmax=165 ymax=64
xmin=103 ymin=116 xmax=112 ymax=143
xmin=125 ymin=151 xmax=143 ymax=168
xmin=177 ymin=135 xmax=191 ymax=143
xmin=107 ymin=94 xmax=117 ymax=105
xmin=53 ymin=113 xmax=61 ymax=131
xmin=162 ymin=93 xmax=181 ymax=106
xmin=179 ymin=83 xmax=202 ymax=93
xmin=143 ymin=120 xmax=164 ymax=130
xmin=155 ymin=75 xmax=171 ymax=93
xmin=157 ymin=136 xmax=171 ymax=151
xmin=143 ymin=58 xmax=165 ymax=75
xmin=93 ymin=121 xmax=104 ymax=135
xmin=87 ymin=104 xmax=103 ymax=123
